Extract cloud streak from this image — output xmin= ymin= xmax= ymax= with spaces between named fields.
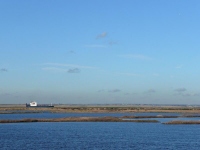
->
xmin=175 ymin=88 xmax=186 ymax=93
xmin=174 ymin=88 xmax=200 ymax=97
xmin=42 ymin=67 xmax=68 ymax=72
xmin=145 ymin=89 xmax=156 ymax=95
xmin=108 ymin=89 xmax=121 ymax=93
xmin=67 ymin=68 xmax=80 ymax=73
xmin=42 ymin=63 xmax=95 ymax=74
xmin=43 ymin=63 xmax=95 ymax=69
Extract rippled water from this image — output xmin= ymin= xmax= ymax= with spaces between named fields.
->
xmin=1 ymin=113 xmax=200 ymax=149
xmin=0 ymin=112 xmax=180 ymax=120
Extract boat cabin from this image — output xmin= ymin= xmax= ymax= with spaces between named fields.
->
xmin=30 ymin=101 xmax=37 ymax=106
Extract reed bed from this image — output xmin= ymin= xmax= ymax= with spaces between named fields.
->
xmin=164 ymin=120 xmax=200 ymax=124
xmin=0 ymin=117 xmax=159 ymax=123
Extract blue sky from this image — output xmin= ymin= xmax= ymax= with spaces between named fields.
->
xmin=1 ymin=0 xmax=200 ymax=104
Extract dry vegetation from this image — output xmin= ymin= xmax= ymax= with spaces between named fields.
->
xmin=0 ymin=116 xmax=159 ymax=123
xmin=1 ymin=104 xmax=200 ymax=114
xmin=164 ymin=120 xmax=200 ymax=124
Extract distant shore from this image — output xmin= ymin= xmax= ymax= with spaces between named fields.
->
xmin=1 ymin=104 xmax=200 ymax=114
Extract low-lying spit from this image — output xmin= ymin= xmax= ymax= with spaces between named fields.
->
xmin=0 ymin=116 xmax=159 ymax=123
xmin=164 ymin=120 xmax=200 ymax=124
xmin=121 ymin=115 xmax=178 ymax=119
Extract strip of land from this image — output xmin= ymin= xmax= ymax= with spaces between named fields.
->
xmin=163 ymin=120 xmax=200 ymax=124
xmin=0 ymin=116 xmax=159 ymax=123
xmin=1 ymin=104 xmax=200 ymax=114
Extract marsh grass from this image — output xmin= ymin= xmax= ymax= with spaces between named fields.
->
xmin=0 ymin=117 xmax=159 ymax=123
xmin=164 ymin=120 xmax=200 ymax=124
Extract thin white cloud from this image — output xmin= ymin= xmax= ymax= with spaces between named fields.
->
xmin=119 ymin=54 xmax=152 ymax=60
xmin=42 ymin=67 xmax=68 ymax=72
xmin=43 ymin=63 xmax=95 ymax=69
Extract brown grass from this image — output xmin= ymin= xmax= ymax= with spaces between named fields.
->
xmin=1 ymin=105 xmax=200 ymax=114
xmin=164 ymin=120 xmax=200 ymax=124
xmin=121 ymin=115 xmax=179 ymax=119
xmin=0 ymin=117 xmax=159 ymax=123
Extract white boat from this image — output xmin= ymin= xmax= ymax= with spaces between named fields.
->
xmin=26 ymin=101 xmax=54 ymax=107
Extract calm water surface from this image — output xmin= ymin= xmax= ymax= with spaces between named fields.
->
xmin=0 ymin=112 xmax=180 ymax=120
xmin=1 ymin=113 xmax=200 ymax=150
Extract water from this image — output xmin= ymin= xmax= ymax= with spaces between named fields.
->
xmin=0 ymin=112 xmax=180 ymax=120
xmin=1 ymin=113 xmax=200 ymax=149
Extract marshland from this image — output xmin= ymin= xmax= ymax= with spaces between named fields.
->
xmin=1 ymin=104 xmax=200 ymax=124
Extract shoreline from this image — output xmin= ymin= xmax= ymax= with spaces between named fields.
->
xmin=0 ymin=116 xmax=159 ymax=123
xmin=1 ymin=106 xmax=200 ymax=114
xmin=1 ymin=115 xmax=200 ymax=124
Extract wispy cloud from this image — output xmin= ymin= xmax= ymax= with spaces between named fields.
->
xmin=174 ymin=88 xmax=200 ymax=97
xmin=108 ymin=41 xmax=118 ymax=46
xmin=84 ymin=44 xmax=107 ymax=48
xmin=43 ymin=63 xmax=95 ymax=69
xmin=1 ymin=68 xmax=8 ymax=72
xmin=108 ymin=89 xmax=121 ymax=93
xmin=119 ymin=54 xmax=152 ymax=60
xmin=174 ymin=88 xmax=188 ymax=96
xmin=175 ymin=88 xmax=187 ymax=93
xmin=96 ymin=32 xmax=107 ymax=39
xmin=42 ymin=63 xmax=95 ymax=74
xmin=67 ymin=68 xmax=80 ymax=73
xmin=182 ymin=93 xmax=200 ymax=97
xmin=42 ymin=67 xmax=67 ymax=72
xmin=145 ymin=89 xmax=156 ymax=95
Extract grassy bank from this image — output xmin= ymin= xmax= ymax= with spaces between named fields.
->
xmin=1 ymin=105 xmax=200 ymax=114
xmin=164 ymin=120 xmax=200 ymax=124
xmin=0 ymin=116 xmax=159 ymax=123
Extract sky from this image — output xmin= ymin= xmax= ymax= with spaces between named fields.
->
xmin=0 ymin=0 xmax=200 ymax=104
